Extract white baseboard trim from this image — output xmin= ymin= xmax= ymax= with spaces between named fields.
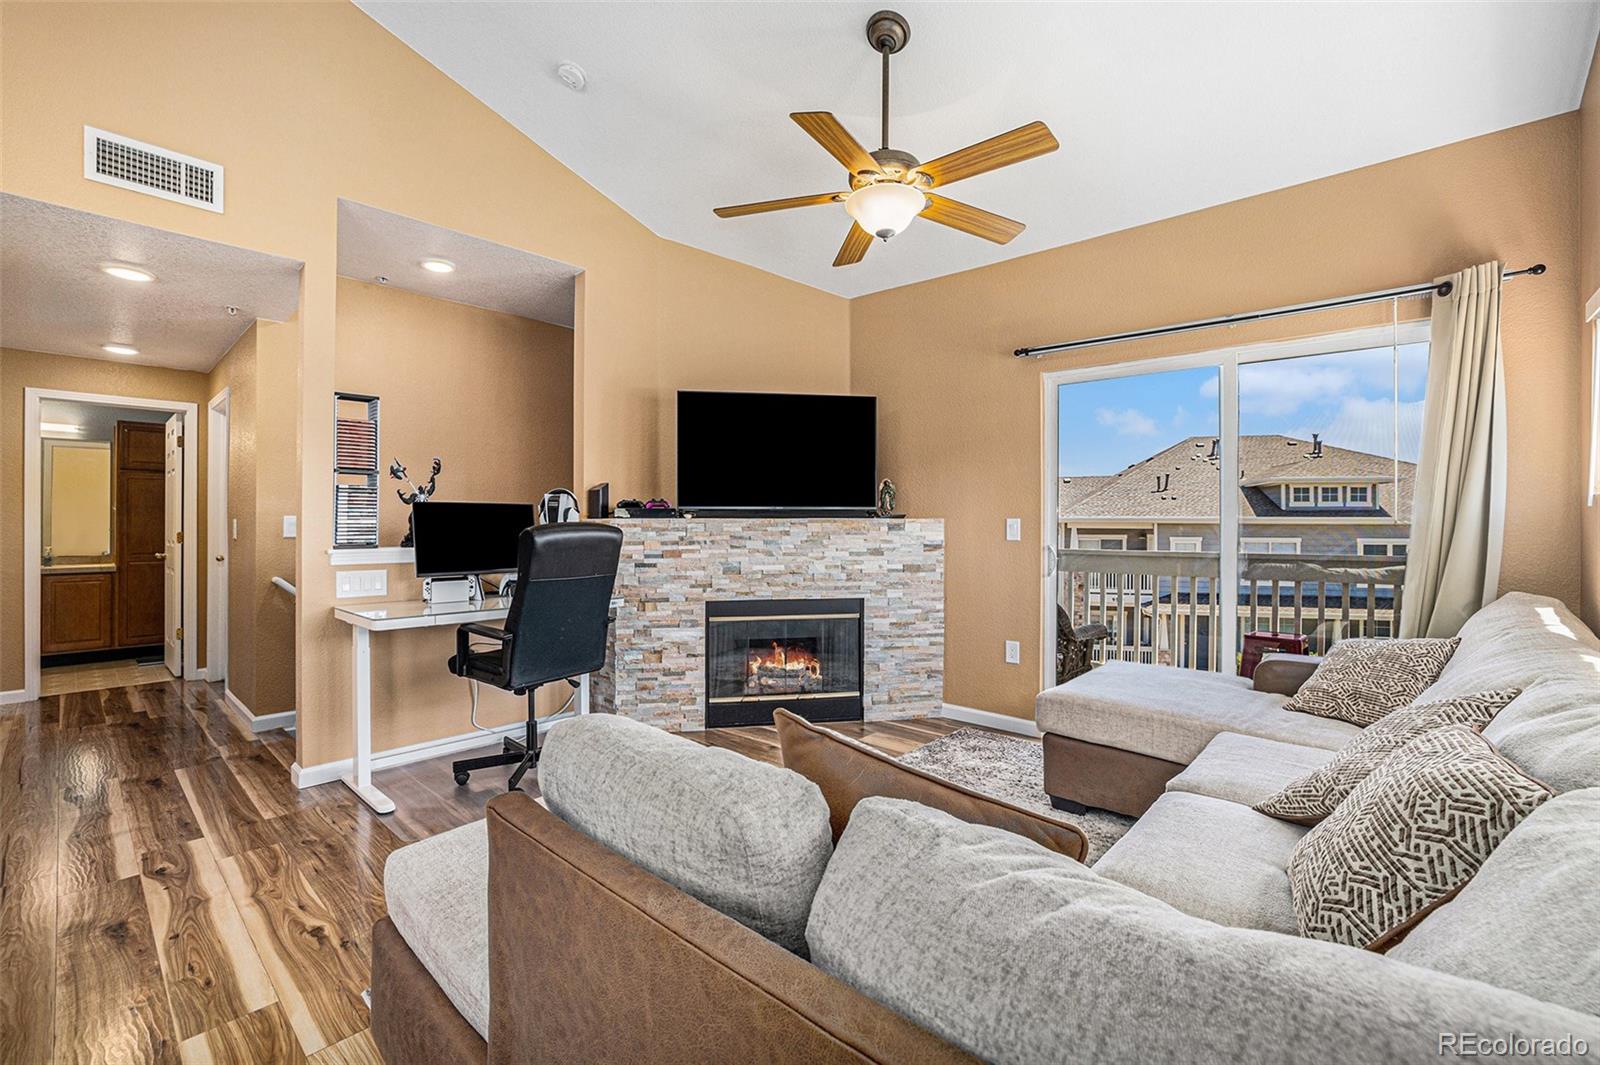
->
xmin=223 ymin=687 xmax=298 ymax=734
xmin=941 ymin=702 xmax=1041 ymax=737
xmin=290 ymin=717 xmax=557 ymax=790
xmin=0 ymin=689 xmax=30 ymax=705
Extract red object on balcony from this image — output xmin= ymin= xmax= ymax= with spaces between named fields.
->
xmin=1241 ymin=631 xmax=1309 ymax=679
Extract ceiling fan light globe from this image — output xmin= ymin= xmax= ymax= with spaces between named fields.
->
xmin=845 ymin=183 xmax=925 ymax=241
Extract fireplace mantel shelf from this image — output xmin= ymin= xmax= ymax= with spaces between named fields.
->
xmin=594 ymin=517 xmax=944 ymax=732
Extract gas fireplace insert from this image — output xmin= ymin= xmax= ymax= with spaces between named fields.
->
xmin=704 ymin=598 xmax=865 ymax=728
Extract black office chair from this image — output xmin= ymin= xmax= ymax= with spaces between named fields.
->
xmin=449 ymin=522 xmax=623 ymax=791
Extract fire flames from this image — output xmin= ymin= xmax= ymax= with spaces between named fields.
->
xmin=746 ymin=640 xmax=823 ymax=693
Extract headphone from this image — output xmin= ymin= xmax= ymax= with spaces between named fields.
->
xmin=539 ymin=488 xmax=581 ymax=525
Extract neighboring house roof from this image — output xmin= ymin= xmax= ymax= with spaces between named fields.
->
xmin=1059 ymin=435 xmax=1414 ymax=522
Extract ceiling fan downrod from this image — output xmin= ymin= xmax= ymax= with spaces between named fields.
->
xmin=866 ymin=10 xmax=909 ymax=152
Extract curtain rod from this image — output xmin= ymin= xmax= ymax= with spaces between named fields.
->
xmin=1012 ymin=263 xmax=1546 ymax=360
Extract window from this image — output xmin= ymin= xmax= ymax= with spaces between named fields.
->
xmin=1168 ymin=537 xmax=1203 ymax=552
xmin=1289 ymin=486 xmax=1313 ymax=506
xmin=1358 ymin=539 xmax=1408 ymax=557
xmin=1319 ymin=485 xmax=1342 ymax=506
xmin=1241 ymin=537 xmax=1301 ymax=554
xmin=1077 ymin=534 xmax=1126 ymax=592
xmin=1347 ymin=485 xmax=1370 ymax=505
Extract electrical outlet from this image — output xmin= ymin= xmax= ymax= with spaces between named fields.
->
xmin=282 ymin=515 xmax=297 ymax=538
xmin=1005 ymin=517 xmax=1022 ymax=541
xmin=336 ymin=569 xmax=388 ymax=599
xmin=1004 ymin=640 xmax=1021 ymax=664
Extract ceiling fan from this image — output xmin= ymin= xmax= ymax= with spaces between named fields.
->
xmin=713 ymin=9 xmax=1059 ymax=268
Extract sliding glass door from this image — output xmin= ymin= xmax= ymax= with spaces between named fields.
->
xmin=1048 ymin=364 xmax=1222 ymax=679
xmin=1044 ymin=322 xmax=1429 ymax=687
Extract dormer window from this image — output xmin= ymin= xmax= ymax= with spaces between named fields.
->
xmin=1348 ymin=485 xmax=1371 ymax=506
xmin=1289 ymin=486 xmax=1313 ymax=506
xmin=1319 ymin=486 xmax=1342 ymax=506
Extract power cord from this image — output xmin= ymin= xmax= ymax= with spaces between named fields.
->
xmin=467 ymin=675 xmax=578 ymax=734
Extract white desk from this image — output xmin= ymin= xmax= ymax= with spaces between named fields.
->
xmin=331 ymin=595 xmax=621 ymax=813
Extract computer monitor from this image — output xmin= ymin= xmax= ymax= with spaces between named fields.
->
xmin=411 ymin=501 xmax=535 ymax=578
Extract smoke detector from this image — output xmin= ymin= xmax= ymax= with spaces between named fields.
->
xmin=556 ymin=61 xmax=587 ymax=92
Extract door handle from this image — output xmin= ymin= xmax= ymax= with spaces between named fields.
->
xmin=215 ymin=555 xmax=225 ymax=562
xmin=154 ymin=552 xmax=166 ymax=560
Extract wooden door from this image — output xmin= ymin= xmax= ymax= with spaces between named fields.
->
xmin=41 ymin=572 xmax=113 ymax=653
xmin=163 ymin=416 xmax=183 ymax=676
xmin=115 ymin=422 xmax=166 ymax=649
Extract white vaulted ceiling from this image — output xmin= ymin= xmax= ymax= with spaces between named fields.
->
xmin=358 ymin=1 xmax=1600 ymax=298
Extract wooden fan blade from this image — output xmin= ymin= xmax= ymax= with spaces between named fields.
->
xmin=920 ymin=194 xmax=1025 ymax=244
xmin=914 ymin=121 xmax=1059 ymax=187
xmin=714 ymin=193 xmax=843 ymax=218
xmin=833 ymin=223 xmax=874 ymax=267
xmin=791 ymin=112 xmax=880 ymax=175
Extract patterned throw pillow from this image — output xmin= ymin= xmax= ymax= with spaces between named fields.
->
xmin=1287 ymin=725 xmax=1551 ymax=950
xmin=1282 ymin=637 xmax=1460 ymax=727
xmin=1254 ymin=689 xmax=1521 ymax=825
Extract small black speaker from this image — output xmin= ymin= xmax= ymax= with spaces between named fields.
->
xmin=587 ymin=482 xmax=611 ymax=519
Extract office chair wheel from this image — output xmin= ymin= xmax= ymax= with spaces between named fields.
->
xmin=454 ymin=770 xmax=470 ymax=786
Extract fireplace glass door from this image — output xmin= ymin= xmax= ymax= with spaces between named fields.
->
xmin=705 ymin=598 xmax=864 ymax=727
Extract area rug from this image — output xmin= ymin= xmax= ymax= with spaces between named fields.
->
xmin=898 ymin=728 xmax=1134 ymax=863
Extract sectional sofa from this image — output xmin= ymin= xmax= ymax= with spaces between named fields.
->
xmin=371 ymin=591 xmax=1600 ymax=1063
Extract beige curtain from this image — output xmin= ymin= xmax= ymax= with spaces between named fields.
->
xmin=1399 ymin=261 xmax=1507 ymax=638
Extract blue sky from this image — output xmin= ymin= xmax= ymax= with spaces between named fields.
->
xmin=1058 ymin=343 xmax=1429 ymax=477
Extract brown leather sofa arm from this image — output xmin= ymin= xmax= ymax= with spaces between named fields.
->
xmin=485 ymin=793 xmax=977 ymax=1065
xmin=1252 ymin=653 xmax=1322 ymax=696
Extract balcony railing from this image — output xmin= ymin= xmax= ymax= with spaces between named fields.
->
xmin=1056 ymin=548 xmax=1407 ymax=675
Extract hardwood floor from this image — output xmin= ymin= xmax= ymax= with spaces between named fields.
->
xmin=0 ymin=679 xmax=964 ymax=1064
xmin=39 ymin=660 xmax=174 ymax=697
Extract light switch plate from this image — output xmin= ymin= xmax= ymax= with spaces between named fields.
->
xmin=336 ymin=569 xmax=388 ymax=599
xmin=1004 ymin=640 xmax=1021 ymax=664
xmin=1005 ymin=517 xmax=1022 ymax=541
xmin=283 ymin=515 xmax=297 ymax=538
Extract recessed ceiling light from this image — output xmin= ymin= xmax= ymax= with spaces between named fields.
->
xmin=420 ymin=258 xmax=455 ymax=274
xmin=100 ymin=263 xmax=155 ymax=283
xmin=102 ymin=343 xmax=139 ymax=356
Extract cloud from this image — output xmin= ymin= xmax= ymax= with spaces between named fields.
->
xmin=1290 ymin=396 xmax=1427 ymax=463
xmin=1199 ymin=344 xmax=1429 ymax=418
xmin=1095 ymin=407 xmax=1158 ymax=436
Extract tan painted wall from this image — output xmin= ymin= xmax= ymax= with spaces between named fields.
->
xmin=852 ymin=114 xmax=1584 ymax=720
xmin=207 ymin=326 xmax=259 ymax=709
xmin=0 ymin=2 xmax=850 ymax=767
xmin=1 ymin=348 xmax=211 ymax=690
xmin=253 ymin=318 xmax=299 ymax=718
xmin=1579 ymin=38 xmax=1600 ymax=629
xmin=333 ymin=278 xmax=575 ymax=743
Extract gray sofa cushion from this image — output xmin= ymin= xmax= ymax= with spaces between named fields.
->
xmin=1389 ymin=787 xmax=1600 ymax=1015
xmin=1417 ymin=592 xmax=1600 ymax=793
xmin=383 ymin=819 xmax=491 ymax=1039
xmin=1254 ymin=688 xmax=1521 ymax=824
xmin=1093 ymin=791 xmax=1304 ymax=934
xmin=1035 ymin=660 xmax=1361 ymax=765
xmin=538 ymin=714 xmax=832 ymax=953
xmin=1164 ymin=732 xmax=1338 ymax=807
xmin=1288 ymin=726 xmax=1553 ymax=949
xmin=806 ymin=798 xmax=1600 ymax=1065
xmin=1281 ymin=637 xmax=1460 ymax=726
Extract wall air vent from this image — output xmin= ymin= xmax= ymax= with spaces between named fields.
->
xmin=83 ymin=127 xmax=224 ymax=213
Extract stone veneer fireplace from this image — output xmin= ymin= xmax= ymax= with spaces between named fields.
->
xmin=593 ymin=518 xmax=943 ymax=730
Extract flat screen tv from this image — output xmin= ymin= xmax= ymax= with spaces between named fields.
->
xmin=677 ymin=390 xmax=877 ymax=512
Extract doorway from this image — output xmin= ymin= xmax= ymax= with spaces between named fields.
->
xmin=207 ymin=388 xmax=230 ymax=688
xmin=1042 ymin=322 xmax=1430 ymax=690
xmin=23 ymin=389 xmax=200 ymax=700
